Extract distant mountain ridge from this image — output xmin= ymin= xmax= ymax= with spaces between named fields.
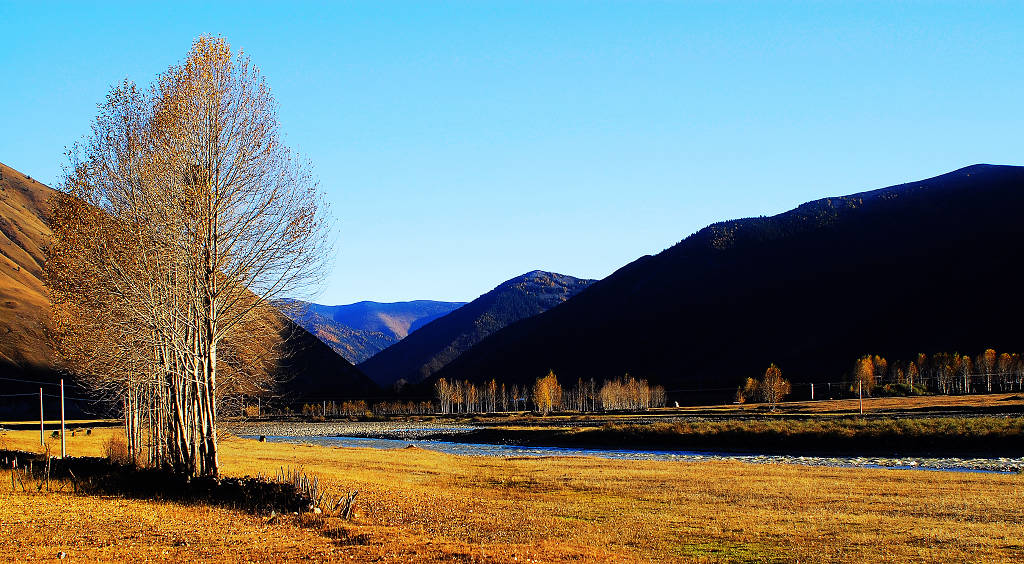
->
xmin=432 ymin=165 xmax=1024 ymax=401
xmin=359 ymin=270 xmax=594 ymax=388
xmin=281 ymin=299 xmax=466 ymax=363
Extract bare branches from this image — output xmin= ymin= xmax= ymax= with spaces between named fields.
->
xmin=48 ymin=36 xmax=331 ymax=478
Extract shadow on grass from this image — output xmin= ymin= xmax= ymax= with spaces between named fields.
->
xmin=1 ymin=449 xmax=312 ymax=514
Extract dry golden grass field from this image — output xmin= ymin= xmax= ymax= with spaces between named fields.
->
xmin=687 ymin=392 xmax=1024 ymax=415
xmin=2 ymin=420 xmax=1024 ymax=563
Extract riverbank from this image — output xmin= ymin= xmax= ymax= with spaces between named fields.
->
xmin=228 ymin=413 xmax=1024 ymax=458
xmin=227 ymin=420 xmax=478 ymax=440
xmin=229 ymin=418 xmax=1024 ymax=473
xmin=434 ymin=416 xmax=1024 ymax=457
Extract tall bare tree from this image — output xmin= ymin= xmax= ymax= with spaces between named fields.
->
xmin=49 ymin=36 xmax=330 ymax=477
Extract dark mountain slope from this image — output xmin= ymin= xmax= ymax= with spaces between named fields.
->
xmin=359 ymin=271 xmax=594 ymax=388
xmin=433 ymin=165 xmax=1024 ymax=401
xmin=0 ymin=161 xmax=374 ymax=417
xmin=274 ymin=322 xmax=379 ymax=400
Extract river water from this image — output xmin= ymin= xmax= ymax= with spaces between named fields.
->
xmin=234 ymin=422 xmax=1024 ymax=474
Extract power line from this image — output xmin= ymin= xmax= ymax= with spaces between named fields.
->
xmin=43 ymin=392 xmax=93 ymax=402
xmin=0 ymin=375 xmax=60 ymax=386
xmin=0 ymin=392 xmax=92 ymax=401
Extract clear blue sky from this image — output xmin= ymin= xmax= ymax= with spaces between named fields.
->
xmin=2 ymin=2 xmax=1022 ymax=304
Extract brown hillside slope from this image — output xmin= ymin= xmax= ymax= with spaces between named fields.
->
xmin=0 ymin=161 xmax=376 ymax=416
xmin=0 ymin=161 xmax=56 ymax=370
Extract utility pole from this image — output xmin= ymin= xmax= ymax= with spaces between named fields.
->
xmin=39 ymin=388 xmax=44 ymax=446
xmin=60 ymin=379 xmax=66 ymax=458
xmin=810 ymin=382 xmax=814 ymax=401
xmin=858 ymin=379 xmax=863 ymax=415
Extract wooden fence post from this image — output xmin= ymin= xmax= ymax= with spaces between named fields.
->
xmin=858 ymin=380 xmax=863 ymax=415
xmin=60 ymin=379 xmax=66 ymax=458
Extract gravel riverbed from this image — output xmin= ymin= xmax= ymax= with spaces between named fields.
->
xmin=227 ymin=420 xmax=479 ymax=440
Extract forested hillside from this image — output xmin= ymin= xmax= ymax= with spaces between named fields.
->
xmin=359 ymin=271 xmax=593 ymax=388
xmin=433 ymin=165 xmax=1024 ymax=402
xmin=281 ymin=299 xmax=466 ymax=363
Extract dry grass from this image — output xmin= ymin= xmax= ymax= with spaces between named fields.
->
xmin=3 ymin=425 xmax=1024 ymax=562
xmin=746 ymin=392 xmax=1024 ymax=414
xmin=0 ymin=483 xmax=338 ymax=562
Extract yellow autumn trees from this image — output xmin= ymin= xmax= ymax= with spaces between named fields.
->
xmin=48 ymin=36 xmax=329 ymax=478
xmin=852 ymin=356 xmax=877 ymax=397
xmin=532 ymin=370 xmax=562 ymax=415
xmin=850 ymin=349 xmax=1024 ymax=396
xmin=759 ymin=364 xmax=792 ymax=409
xmin=432 ymin=372 xmax=668 ymax=414
xmin=734 ymin=365 xmax=791 ymax=409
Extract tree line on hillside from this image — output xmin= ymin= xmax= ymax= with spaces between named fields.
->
xmin=433 ymin=371 xmax=667 ymax=415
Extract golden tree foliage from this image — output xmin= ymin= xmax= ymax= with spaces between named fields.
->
xmin=433 ymin=374 xmax=665 ymax=414
xmin=758 ymin=364 xmax=791 ymax=410
xmin=532 ymin=370 xmax=562 ymax=415
xmin=598 ymin=374 xmax=657 ymax=411
xmin=735 ymin=377 xmax=759 ymax=404
xmin=853 ymin=356 xmax=876 ymax=397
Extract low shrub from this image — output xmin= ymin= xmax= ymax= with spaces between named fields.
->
xmin=877 ymin=383 xmax=930 ymax=397
xmin=104 ymin=435 xmax=131 ymax=465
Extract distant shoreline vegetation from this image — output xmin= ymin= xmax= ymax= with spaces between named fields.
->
xmin=275 ymin=348 xmax=1024 ymax=419
xmin=432 ymin=371 xmax=668 ymax=416
xmin=426 ymin=417 xmax=1024 ymax=458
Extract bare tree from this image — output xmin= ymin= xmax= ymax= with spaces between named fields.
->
xmin=758 ymin=364 xmax=791 ymax=410
xmin=48 ymin=36 xmax=330 ymax=477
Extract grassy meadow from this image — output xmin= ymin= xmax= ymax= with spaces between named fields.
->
xmin=3 ymin=421 xmax=1024 ymax=563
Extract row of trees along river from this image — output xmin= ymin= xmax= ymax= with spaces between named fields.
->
xmin=287 ymin=347 xmax=1024 ymax=419
xmin=432 ymin=371 xmax=668 ymax=415
xmin=291 ymin=348 xmax=1024 ymax=419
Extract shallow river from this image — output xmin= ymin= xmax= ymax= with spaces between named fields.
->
xmin=233 ymin=421 xmax=1024 ymax=474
